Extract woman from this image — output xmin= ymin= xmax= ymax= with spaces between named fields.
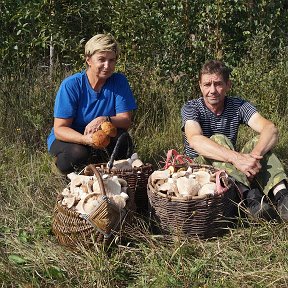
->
xmin=47 ymin=34 xmax=137 ymax=174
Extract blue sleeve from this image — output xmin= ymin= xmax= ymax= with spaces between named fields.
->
xmin=53 ymin=77 xmax=80 ymax=119
xmin=114 ymin=74 xmax=137 ymax=114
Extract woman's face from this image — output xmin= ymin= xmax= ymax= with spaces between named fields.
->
xmin=86 ymin=51 xmax=117 ymax=80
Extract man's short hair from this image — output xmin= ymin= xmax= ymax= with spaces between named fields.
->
xmin=199 ymin=60 xmax=231 ymax=83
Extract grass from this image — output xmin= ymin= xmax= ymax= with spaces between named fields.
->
xmin=1 ymin=141 xmax=288 ymax=287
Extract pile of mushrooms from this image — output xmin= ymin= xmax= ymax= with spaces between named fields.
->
xmin=150 ymin=166 xmax=220 ymax=198
xmin=60 ymin=172 xmax=129 ymax=214
xmin=109 ymin=153 xmax=144 ymax=170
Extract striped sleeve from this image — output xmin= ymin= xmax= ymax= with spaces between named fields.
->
xmin=239 ymin=100 xmax=257 ymax=124
xmin=181 ymin=99 xmax=199 ymax=131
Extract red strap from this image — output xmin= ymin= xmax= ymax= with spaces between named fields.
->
xmin=214 ymin=170 xmax=229 ymax=195
xmin=163 ymin=149 xmax=193 ymax=169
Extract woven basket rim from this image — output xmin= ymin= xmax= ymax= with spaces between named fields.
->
xmin=148 ymin=163 xmax=232 ymax=202
xmin=92 ymin=162 xmax=153 ymax=173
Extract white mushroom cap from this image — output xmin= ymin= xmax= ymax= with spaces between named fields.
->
xmin=61 ymin=188 xmax=71 ymax=197
xmin=62 ymin=196 xmax=76 ymax=209
xmin=82 ymin=193 xmax=100 ymax=214
xmin=171 ymin=170 xmax=187 ymax=179
xmin=67 ymin=172 xmax=78 ymax=181
xmin=104 ymin=178 xmax=122 ymax=196
xmin=75 ymin=198 xmax=86 ymax=214
xmin=132 ymin=159 xmax=144 ymax=168
xmin=176 ymin=176 xmax=200 ymax=197
xmin=120 ymin=192 xmax=129 ymax=200
xmin=92 ymin=179 xmax=102 ymax=194
xmin=198 ymin=182 xmax=216 ymax=197
xmin=150 ymin=170 xmax=170 ymax=184
xmin=193 ymin=170 xmax=211 ymax=186
xmin=111 ymin=195 xmax=126 ymax=209
xmin=112 ymin=159 xmax=133 ymax=170
xmin=158 ymin=182 xmax=173 ymax=192
xmin=187 ymin=167 xmax=193 ymax=173
xmin=130 ymin=153 xmax=138 ymax=161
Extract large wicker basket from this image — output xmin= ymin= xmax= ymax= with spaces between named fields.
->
xmin=147 ymin=164 xmax=239 ymax=239
xmin=52 ymin=165 xmax=131 ymax=248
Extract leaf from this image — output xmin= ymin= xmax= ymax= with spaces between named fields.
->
xmin=8 ymin=254 xmax=27 ymax=264
xmin=18 ymin=230 xmax=29 ymax=243
xmin=45 ymin=266 xmax=65 ymax=280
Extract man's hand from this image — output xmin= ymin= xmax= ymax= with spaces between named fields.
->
xmin=231 ymin=152 xmax=262 ymax=180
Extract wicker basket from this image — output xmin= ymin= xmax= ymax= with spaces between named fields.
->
xmin=52 ymin=165 xmax=131 ymax=248
xmin=147 ymin=164 xmax=239 ymax=239
xmin=85 ymin=163 xmax=153 ymax=214
xmin=86 ymin=131 xmax=153 ymax=214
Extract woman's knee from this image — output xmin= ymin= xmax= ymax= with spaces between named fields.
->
xmin=56 ymin=144 xmax=90 ymax=174
xmin=68 ymin=144 xmax=90 ymax=161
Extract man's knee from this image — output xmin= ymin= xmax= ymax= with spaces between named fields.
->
xmin=210 ymin=134 xmax=234 ymax=149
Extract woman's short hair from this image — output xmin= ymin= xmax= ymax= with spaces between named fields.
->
xmin=85 ymin=34 xmax=120 ymax=59
xmin=199 ymin=60 xmax=231 ymax=83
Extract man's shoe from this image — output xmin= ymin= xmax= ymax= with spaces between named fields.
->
xmin=246 ymin=188 xmax=277 ymax=220
xmin=275 ymin=189 xmax=288 ymax=222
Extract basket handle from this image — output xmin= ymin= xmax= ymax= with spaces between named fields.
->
xmin=107 ymin=131 xmax=133 ymax=169
xmin=163 ymin=149 xmax=193 ymax=169
xmin=86 ymin=164 xmax=106 ymax=196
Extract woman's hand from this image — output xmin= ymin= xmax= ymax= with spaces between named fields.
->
xmin=84 ymin=116 xmax=107 ymax=135
xmin=81 ymin=133 xmax=104 ymax=149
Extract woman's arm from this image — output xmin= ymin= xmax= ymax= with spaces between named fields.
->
xmin=54 ymin=118 xmax=93 ymax=146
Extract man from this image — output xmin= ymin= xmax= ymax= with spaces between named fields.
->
xmin=181 ymin=60 xmax=288 ymax=221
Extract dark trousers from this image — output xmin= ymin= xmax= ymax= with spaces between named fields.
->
xmin=49 ymin=129 xmax=133 ymax=174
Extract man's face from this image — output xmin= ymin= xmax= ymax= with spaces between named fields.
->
xmin=199 ymin=73 xmax=231 ymax=107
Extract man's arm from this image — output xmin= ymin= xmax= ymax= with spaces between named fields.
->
xmin=185 ymin=120 xmax=237 ymax=162
xmin=247 ymin=112 xmax=279 ymax=157
xmin=184 ymin=120 xmax=262 ymax=178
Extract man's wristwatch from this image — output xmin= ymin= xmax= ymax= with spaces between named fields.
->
xmin=106 ymin=116 xmax=112 ymax=122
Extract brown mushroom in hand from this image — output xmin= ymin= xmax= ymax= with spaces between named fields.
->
xmin=92 ymin=130 xmax=110 ymax=149
xmin=101 ymin=121 xmax=117 ymax=137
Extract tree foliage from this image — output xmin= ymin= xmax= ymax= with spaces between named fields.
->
xmin=1 ymin=0 xmax=288 ymax=77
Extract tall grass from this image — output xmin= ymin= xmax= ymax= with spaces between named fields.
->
xmin=1 ymin=41 xmax=288 ymax=287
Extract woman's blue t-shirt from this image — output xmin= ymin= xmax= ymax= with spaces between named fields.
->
xmin=47 ymin=71 xmax=137 ymax=151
